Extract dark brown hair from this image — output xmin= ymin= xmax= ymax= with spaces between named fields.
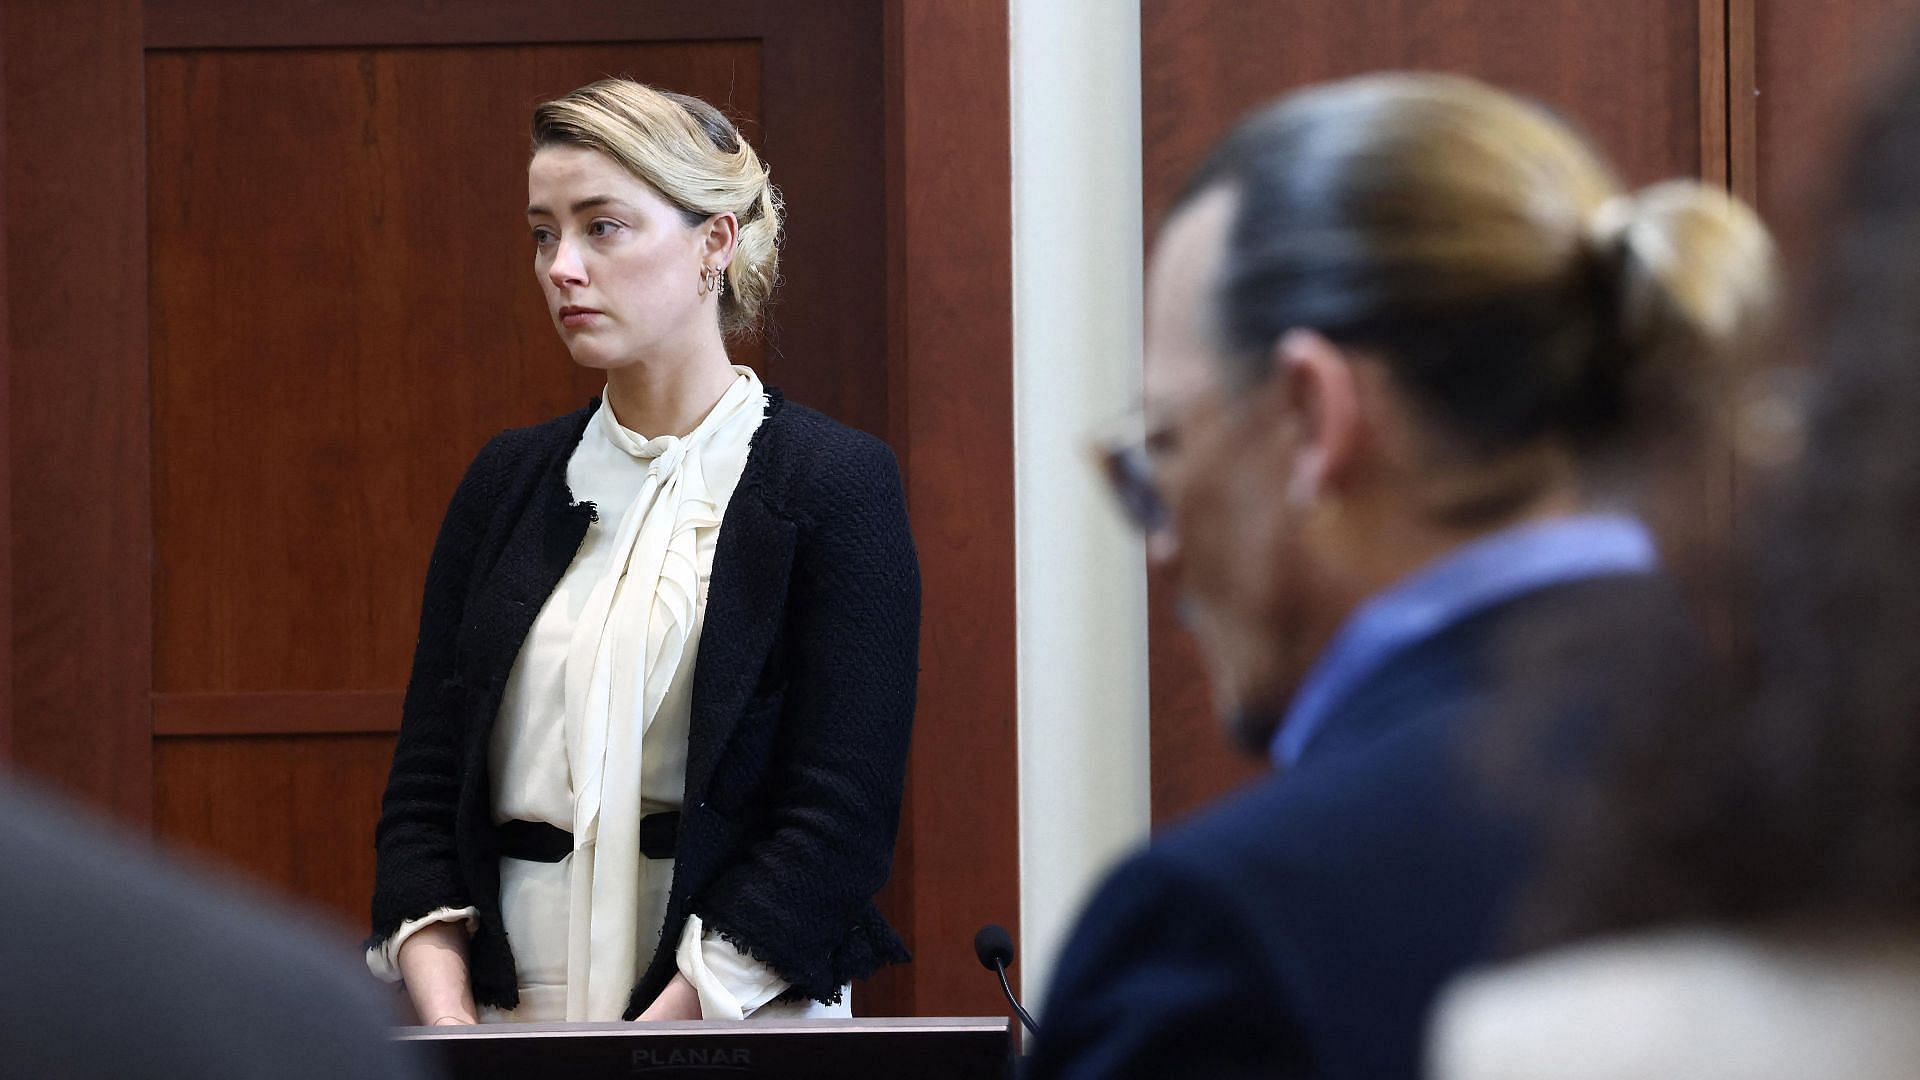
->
xmin=1178 ymin=74 xmax=1775 ymax=523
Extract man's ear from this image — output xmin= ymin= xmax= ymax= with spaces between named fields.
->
xmin=1268 ymin=328 xmax=1361 ymax=505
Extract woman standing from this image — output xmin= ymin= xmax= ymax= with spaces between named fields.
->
xmin=364 ymin=79 xmax=919 ymax=1025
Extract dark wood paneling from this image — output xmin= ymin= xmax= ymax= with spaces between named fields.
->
xmin=866 ymin=2 xmax=915 ymax=1018
xmin=754 ymin=7 xmax=889 ymax=437
xmin=1143 ymin=1 xmax=1705 ymax=229
xmin=143 ymin=1 xmax=889 ymax=439
xmin=0 ymin=0 xmax=10 ymax=759
xmin=4 ymin=0 xmax=152 ymax=822
xmin=148 ymin=42 xmax=761 ymax=695
xmin=1754 ymin=0 xmax=1920 ymax=258
xmin=881 ymin=0 xmax=1019 ymax=1019
xmin=153 ymin=691 xmax=403 ymax=736
xmin=145 ymin=3 xmax=892 ymax=447
xmin=153 ymin=733 xmax=396 ymax=932
xmin=1701 ymin=0 xmax=1730 ymax=190
xmin=1141 ymin=0 xmax=1710 ymax=824
xmin=1729 ymin=0 xmax=1759 ymax=206
xmin=148 ymin=0 xmax=811 ymax=49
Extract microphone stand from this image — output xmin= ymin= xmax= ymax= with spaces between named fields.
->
xmin=993 ymin=957 xmax=1038 ymax=1036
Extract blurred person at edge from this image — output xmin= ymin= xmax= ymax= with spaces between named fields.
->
xmin=1432 ymin=35 xmax=1920 ymax=1080
xmin=0 ymin=776 xmax=429 ymax=1079
xmin=1022 ymin=73 xmax=1776 ymax=1080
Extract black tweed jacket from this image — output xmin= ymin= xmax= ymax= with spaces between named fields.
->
xmin=369 ymin=389 xmax=919 ymax=1017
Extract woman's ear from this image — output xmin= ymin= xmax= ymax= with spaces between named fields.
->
xmin=703 ymin=212 xmax=740 ymax=267
xmin=1268 ymin=328 xmax=1363 ymax=505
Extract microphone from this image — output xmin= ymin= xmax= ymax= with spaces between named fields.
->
xmin=973 ymin=923 xmax=1038 ymax=1036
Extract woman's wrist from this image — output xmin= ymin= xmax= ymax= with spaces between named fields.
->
xmin=397 ymin=921 xmax=477 ymax=1025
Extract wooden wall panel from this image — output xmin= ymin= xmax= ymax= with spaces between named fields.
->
xmin=1141 ymin=0 xmax=1711 ymax=823
xmin=3 ymin=0 xmax=152 ymax=822
xmin=153 ymin=734 xmax=397 ymax=931
xmin=880 ymin=0 xmax=1020 ymax=1019
xmin=754 ymin=12 xmax=890 ymax=437
xmin=153 ymin=691 xmax=402 ymax=736
xmin=148 ymin=42 xmax=760 ymax=697
xmin=139 ymin=2 xmax=891 ymax=444
xmin=1143 ymin=1 xmax=1706 ymax=229
xmin=1753 ymin=0 xmax=1920 ymax=259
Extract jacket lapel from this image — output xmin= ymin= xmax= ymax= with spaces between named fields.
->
xmin=683 ymin=484 xmax=797 ymax=807
xmin=458 ymin=412 xmax=596 ymax=756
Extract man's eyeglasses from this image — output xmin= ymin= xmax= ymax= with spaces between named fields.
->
xmin=1093 ymin=430 xmax=1170 ymax=533
xmin=1088 ymin=394 xmax=1214 ymax=534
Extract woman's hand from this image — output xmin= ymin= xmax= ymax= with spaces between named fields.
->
xmin=636 ymin=973 xmax=704 ymax=1022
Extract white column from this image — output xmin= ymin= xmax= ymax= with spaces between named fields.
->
xmin=1009 ymin=0 xmax=1149 ymax=1017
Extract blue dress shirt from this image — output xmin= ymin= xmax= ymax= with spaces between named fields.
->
xmin=1271 ymin=512 xmax=1658 ymax=766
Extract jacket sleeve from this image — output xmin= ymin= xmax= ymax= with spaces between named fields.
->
xmin=368 ymin=434 xmax=509 ymax=944
xmin=1021 ymin=847 xmax=1310 ymax=1080
xmin=692 ymin=436 xmax=921 ymax=1001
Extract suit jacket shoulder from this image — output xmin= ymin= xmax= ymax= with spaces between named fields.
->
xmin=1023 ymin=778 xmax=1317 ymax=1080
xmin=1028 ymin=574 xmax=1688 ymax=1080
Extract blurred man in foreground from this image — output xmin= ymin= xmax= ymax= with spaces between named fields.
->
xmin=1026 ymin=73 xmax=1774 ymax=1080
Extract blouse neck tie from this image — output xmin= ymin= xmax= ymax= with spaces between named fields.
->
xmin=560 ymin=368 xmax=764 ymax=1021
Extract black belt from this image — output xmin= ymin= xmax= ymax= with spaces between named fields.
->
xmin=496 ymin=813 xmax=680 ymax=862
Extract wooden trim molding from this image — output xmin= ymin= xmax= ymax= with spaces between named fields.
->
xmin=1726 ymin=0 xmax=1760 ymax=205
xmin=882 ymin=0 xmax=1021 ymax=1020
xmin=1701 ymin=0 xmax=1760 ymax=199
xmin=152 ymin=691 xmax=405 ymax=737
xmin=0 ymin=0 xmax=10 ymax=760
xmin=147 ymin=0 xmax=797 ymax=49
xmin=1700 ymin=0 xmax=1731 ymax=189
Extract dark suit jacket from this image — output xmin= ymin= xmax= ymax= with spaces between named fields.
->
xmin=370 ymin=389 xmax=919 ymax=1016
xmin=0 ymin=778 xmax=428 ymax=1080
xmin=1024 ymin=575 xmax=1682 ymax=1080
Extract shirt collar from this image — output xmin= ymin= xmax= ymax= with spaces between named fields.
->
xmin=595 ymin=367 xmax=762 ymax=465
xmin=1270 ymin=512 xmax=1658 ymax=766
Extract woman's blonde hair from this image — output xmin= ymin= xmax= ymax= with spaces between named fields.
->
xmin=532 ymin=78 xmax=783 ymax=339
xmin=1182 ymin=73 xmax=1778 ymax=517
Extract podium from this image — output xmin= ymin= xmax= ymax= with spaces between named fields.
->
xmin=396 ymin=1016 xmax=1015 ymax=1079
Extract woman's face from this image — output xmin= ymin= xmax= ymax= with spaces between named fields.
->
xmin=527 ymin=145 xmax=716 ymax=370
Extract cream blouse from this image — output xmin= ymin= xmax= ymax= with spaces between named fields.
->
xmin=368 ymin=368 xmax=789 ymax=1021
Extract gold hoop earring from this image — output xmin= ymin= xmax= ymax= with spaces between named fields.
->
xmin=702 ymin=265 xmax=726 ymax=297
